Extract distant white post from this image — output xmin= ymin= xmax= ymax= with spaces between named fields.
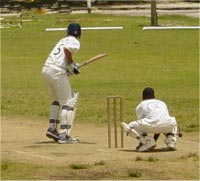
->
xmin=46 ymin=26 xmax=124 ymax=32
xmin=151 ymin=0 xmax=158 ymax=26
xmin=87 ymin=0 xmax=91 ymax=13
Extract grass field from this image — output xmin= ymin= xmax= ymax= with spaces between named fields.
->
xmin=1 ymin=151 xmax=199 ymax=180
xmin=1 ymin=11 xmax=199 ymax=180
xmin=2 ymin=12 xmax=199 ymax=130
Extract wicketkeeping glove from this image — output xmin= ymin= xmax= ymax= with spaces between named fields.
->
xmin=66 ymin=62 xmax=80 ymax=75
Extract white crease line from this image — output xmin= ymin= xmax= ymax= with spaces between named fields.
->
xmin=15 ymin=151 xmax=54 ymax=160
xmin=96 ymin=149 xmax=106 ymax=152
xmin=179 ymin=140 xmax=200 ymax=144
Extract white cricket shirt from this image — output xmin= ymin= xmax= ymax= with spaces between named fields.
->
xmin=44 ymin=36 xmax=80 ymax=69
xmin=136 ymin=99 xmax=171 ymax=123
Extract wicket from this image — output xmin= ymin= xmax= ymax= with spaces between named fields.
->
xmin=107 ymin=95 xmax=124 ymax=148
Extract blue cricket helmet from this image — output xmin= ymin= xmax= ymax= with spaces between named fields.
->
xmin=67 ymin=23 xmax=81 ymax=38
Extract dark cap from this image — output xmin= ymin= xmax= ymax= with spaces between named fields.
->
xmin=67 ymin=23 xmax=81 ymax=38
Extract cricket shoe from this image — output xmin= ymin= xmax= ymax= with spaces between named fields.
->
xmin=167 ymin=143 xmax=176 ymax=151
xmin=58 ymin=133 xmax=79 ymax=144
xmin=164 ymin=135 xmax=177 ymax=151
xmin=136 ymin=142 xmax=157 ymax=151
xmin=136 ymin=142 xmax=143 ymax=150
xmin=46 ymin=128 xmax=59 ymax=141
xmin=137 ymin=138 xmax=156 ymax=152
xmin=121 ymin=122 xmax=131 ymax=135
xmin=166 ymin=143 xmax=176 ymax=151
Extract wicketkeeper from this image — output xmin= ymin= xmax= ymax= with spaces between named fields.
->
xmin=121 ymin=87 xmax=181 ymax=152
xmin=42 ymin=23 xmax=81 ymax=144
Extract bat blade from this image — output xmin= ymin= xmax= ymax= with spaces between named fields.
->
xmin=78 ymin=53 xmax=107 ymax=69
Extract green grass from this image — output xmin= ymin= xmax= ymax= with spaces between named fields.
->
xmin=69 ymin=163 xmax=91 ymax=170
xmin=2 ymin=154 xmax=198 ymax=180
xmin=1 ymin=12 xmax=199 ymax=131
xmin=1 ymin=160 xmax=44 ymax=180
xmin=135 ymin=156 xmax=159 ymax=162
xmin=128 ymin=170 xmax=143 ymax=178
xmin=178 ymin=152 xmax=199 ymax=160
xmin=94 ymin=160 xmax=106 ymax=166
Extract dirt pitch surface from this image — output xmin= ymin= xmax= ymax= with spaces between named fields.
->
xmin=2 ymin=117 xmax=199 ymax=180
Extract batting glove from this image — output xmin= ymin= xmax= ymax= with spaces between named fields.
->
xmin=66 ymin=62 xmax=80 ymax=75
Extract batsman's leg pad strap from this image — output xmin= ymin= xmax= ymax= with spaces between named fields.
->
xmin=49 ymin=119 xmax=57 ymax=123
xmin=60 ymin=124 xmax=71 ymax=129
xmin=52 ymin=101 xmax=60 ymax=106
xmin=62 ymin=105 xmax=74 ymax=111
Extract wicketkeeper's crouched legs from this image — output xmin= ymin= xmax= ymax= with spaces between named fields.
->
xmin=121 ymin=120 xmax=180 ymax=151
xmin=121 ymin=122 xmax=156 ymax=152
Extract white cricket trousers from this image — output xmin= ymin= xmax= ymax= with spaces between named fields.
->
xmin=42 ymin=65 xmax=74 ymax=134
xmin=42 ymin=65 xmax=72 ymax=105
xmin=129 ymin=117 xmax=178 ymax=136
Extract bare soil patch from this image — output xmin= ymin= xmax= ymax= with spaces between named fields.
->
xmin=1 ymin=117 xmax=199 ymax=180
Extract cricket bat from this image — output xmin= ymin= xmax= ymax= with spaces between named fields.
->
xmin=78 ymin=53 xmax=107 ymax=69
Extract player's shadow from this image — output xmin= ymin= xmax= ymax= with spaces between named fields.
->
xmin=79 ymin=141 xmax=96 ymax=144
xmin=33 ymin=141 xmax=96 ymax=145
xmin=119 ymin=147 xmax=176 ymax=153
xmin=34 ymin=141 xmax=58 ymax=144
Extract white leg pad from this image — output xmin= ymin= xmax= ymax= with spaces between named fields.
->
xmin=67 ymin=91 xmax=79 ymax=135
xmin=129 ymin=128 xmax=141 ymax=138
xmin=121 ymin=122 xmax=141 ymax=138
xmin=121 ymin=122 xmax=131 ymax=133
xmin=67 ymin=91 xmax=79 ymax=108
xmin=59 ymin=91 xmax=79 ymax=136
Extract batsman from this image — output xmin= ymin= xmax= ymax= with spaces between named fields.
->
xmin=42 ymin=23 xmax=81 ymax=144
xmin=42 ymin=23 xmax=106 ymax=144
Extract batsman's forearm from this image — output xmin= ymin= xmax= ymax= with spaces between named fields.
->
xmin=64 ymin=48 xmax=73 ymax=63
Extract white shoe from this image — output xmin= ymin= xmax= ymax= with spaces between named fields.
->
xmin=167 ymin=142 xmax=176 ymax=151
xmin=164 ymin=135 xmax=176 ymax=151
xmin=58 ymin=137 xmax=79 ymax=144
xmin=121 ymin=122 xmax=131 ymax=133
xmin=58 ymin=133 xmax=79 ymax=144
xmin=137 ymin=138 xmax=156 ymax=152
